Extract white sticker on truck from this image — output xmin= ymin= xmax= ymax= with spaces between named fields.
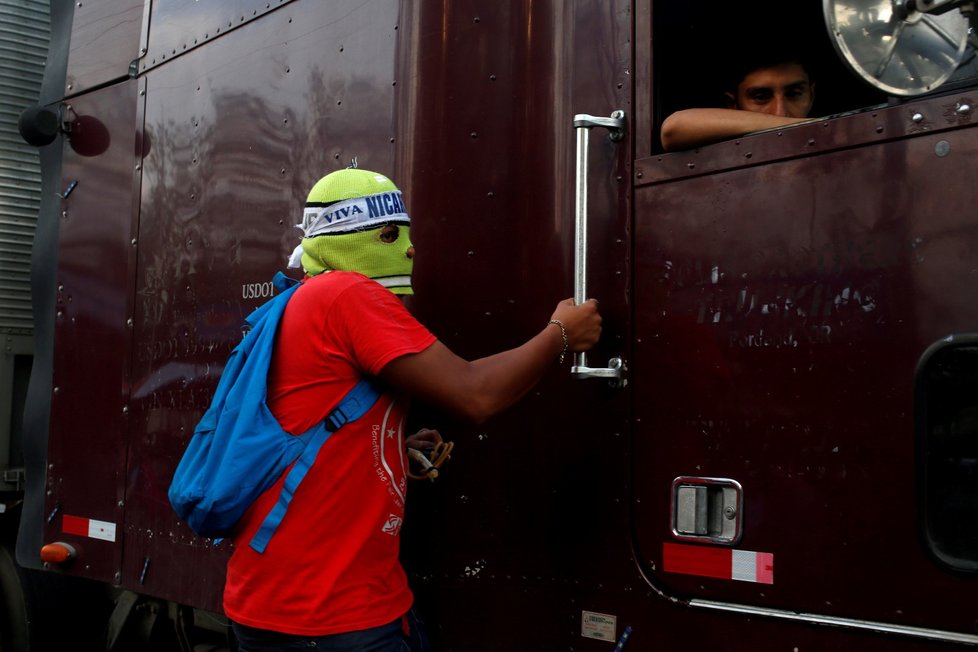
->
xmin=581 ymin=610 xmax=617 ymax=642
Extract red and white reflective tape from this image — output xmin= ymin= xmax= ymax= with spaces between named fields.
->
xmin=663 ymin=542 xmax=774 ymax=584
xmin=62 ymin=514 xmax=116 ymax=542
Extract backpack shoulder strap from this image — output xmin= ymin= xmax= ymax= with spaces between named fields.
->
xmin=248 ymin=377 xmax=382 ymax=553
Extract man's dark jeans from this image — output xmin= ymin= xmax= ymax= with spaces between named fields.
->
xmin=232 ymin=610 xmax=431 ymax=652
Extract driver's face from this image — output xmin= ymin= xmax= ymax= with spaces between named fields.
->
xmin=730 ymin=62 xmax=815 ymax=118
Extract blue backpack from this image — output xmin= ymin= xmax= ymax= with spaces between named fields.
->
xmin=168 ymin=272 xmax=380 ymax=553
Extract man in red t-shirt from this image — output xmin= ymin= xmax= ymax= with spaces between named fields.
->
xmin=225 ymin=169 xmax=602 ymax=651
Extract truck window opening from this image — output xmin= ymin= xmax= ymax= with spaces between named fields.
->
xmin=651 ymin=1 xmax=888 ymax=153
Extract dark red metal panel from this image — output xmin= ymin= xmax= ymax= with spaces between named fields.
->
xmin=396 ymin=2 xmax=633 ymax=649
xmin=65 ymin=0 xmax=144 ymax=96
xmin=44 ymin=78 xmax=141 ymax=585
xmin=138 ymin=0 xmax=297 ymax=75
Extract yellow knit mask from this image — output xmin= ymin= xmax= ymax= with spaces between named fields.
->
xmin=287 ymin=169 xmax=414 ymax=295
xmin=299 ymin=225 xmax=413 ymax=295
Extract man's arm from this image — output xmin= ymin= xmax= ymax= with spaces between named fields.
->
xmin=380 ymin=298 xmax=601 ymax=424
xmin=660 ymin=108 xmax=814 ymax=152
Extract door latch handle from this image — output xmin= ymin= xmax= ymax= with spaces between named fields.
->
xmin=671 ymin=476 xmax=744 ymax=545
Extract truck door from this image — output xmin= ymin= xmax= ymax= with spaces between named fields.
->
xmin=629 ymin=1 xmax=978 ymax=646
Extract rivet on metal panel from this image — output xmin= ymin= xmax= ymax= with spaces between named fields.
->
xmin=122 ymin=406 xmax=129 ymax=415
xmin=126 ymin=318 xmax=133 ymax=328
xmin=935 ymin=140 xmax=951 ymax=157
xmin=113 ymin=572 xmax=121 ymax=584
xmin=875 ymin=126 xmax=884 ymax=134
xmin=912 ymin=112 xmax=924 ymax=123
xmin=956 ymin=102 xmax=972 ymax=115
xmin=131 ymin=238 xmax=137 ymax=246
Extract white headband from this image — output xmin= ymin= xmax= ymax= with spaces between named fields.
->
xmin=299 ymin=190 xmax=409 ymax=238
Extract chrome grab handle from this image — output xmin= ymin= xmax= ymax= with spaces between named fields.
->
xmin=571 ymin=111 xmax=626 ymax=383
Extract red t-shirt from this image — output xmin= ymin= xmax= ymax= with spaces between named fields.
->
xmin=223 ymin=271 xmax=436 ymax=635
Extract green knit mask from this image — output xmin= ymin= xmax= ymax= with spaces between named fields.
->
xmin=287 ymin=169 xmax=414 ymax=295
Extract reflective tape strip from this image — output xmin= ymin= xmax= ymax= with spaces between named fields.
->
xmin=62 ymin=514 xmax=117 ymax=542
xmin=663 ymin=542 xmax=774 ymax=584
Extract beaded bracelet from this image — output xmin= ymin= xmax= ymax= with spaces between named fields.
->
xmin=548 ymin=319 xmax=569 ymax=364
